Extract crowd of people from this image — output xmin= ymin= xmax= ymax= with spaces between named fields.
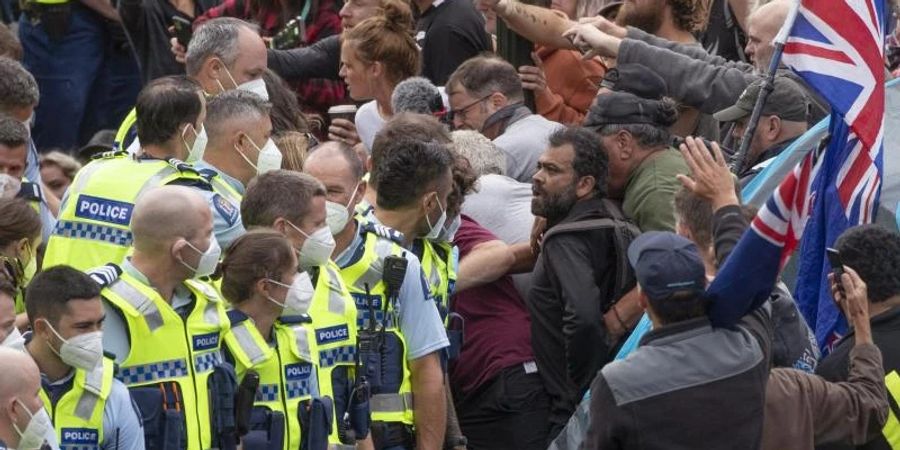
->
xmin=0 ymin=0 xmax=898 ymax=449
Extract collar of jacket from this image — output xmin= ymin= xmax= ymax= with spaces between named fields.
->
xmin=481 ymin=103 xmax=530 ymax=136
xmin=639 ymin=317 xmax=712 ymax=347
xmin=547 ymin=195 xmax=607 ymax=229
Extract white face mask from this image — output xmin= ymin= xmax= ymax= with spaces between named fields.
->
xmin=41 ymin=319 xmax=103 ymax=370
xmin=287 ymin=221 xmax=336 ymax=268
xmin=436 ymin=214 xmax=461 ymax=242
xmin=424 ymin=196 xmax=447 ymax=240
xmin=236 ymin=136 xmax=282 ymax=175
xmin=237 ymin=78 xmax=269 ymax=101
xmin=1 ymin=326 xmax=25 ymax=351
xmin=325 ymin=182 xmax=360 ymax=235
xmin=182 ymin=124 xmax=208 ymax=163
xmin=266 ymin=271 xmax=315 ymax=316
xmin=12 ymin=399 xmax=57 ymax=450
xmin=179 ymin=233 xmax=222 ymax=278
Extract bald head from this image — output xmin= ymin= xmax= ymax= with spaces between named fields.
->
xmin=306 ymin=142 xmax=364 ymax=183
xmin=746 ymin=0 xmax=790 ymax=72
xmin=132 ymin=186 xmax=212 ymax=252
xmin=0 ymin=347 xmax=39 ymax=404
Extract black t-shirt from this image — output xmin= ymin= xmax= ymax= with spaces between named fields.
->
xmin=118 ymin=0 xmax=217 ymax=83
xmin=698 ymin=0 xmax=747 ymax=63
xmin=416 ymin=0 xmax=492 ymax=86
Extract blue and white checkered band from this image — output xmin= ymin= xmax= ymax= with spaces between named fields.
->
xmin=318 ymin=345 xmax=356 ymax=368
xmin=116 ymin=358 xmax=189 ymax=385
xmin=54 ymin=220 xmax=133 ymax=246
xmin=194 ymin=351 xmax=223 ymax=373
xmin=256 ymin=384 xmax=279 ymax=402
xmin=356 ymin=309 xmax=396 ymax=330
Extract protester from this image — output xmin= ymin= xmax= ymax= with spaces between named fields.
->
xmin=38 ymin=151 xmax=79 ymax=200
xmin=0 ymin=346 xmax=51 ymax=449
xmin=447 ymin=55 xmax=563 ymax=183
xmin=337 ymin=2 xmax=419 ymax=150
xmin=263 ymin=69 xmax=313 ymax=135
xmin=816 ymin=224 xmax=900 ymax=449
xmin=583 ymin=91 xmax=688 ymax=232
xmin=98 ymin=185 xmax=231 ymax=450
xmin=713 ymin=76 xmax=810 ymax=183
xmin=528 ymin=126 xmax=639 ymax=439
xmin=24 ymin=266 xmax=145 ymax=450
xmin=414 ymin=0 xmax=492 ymax=86
xmin=217 ymin=230 xmax=334 ymax=449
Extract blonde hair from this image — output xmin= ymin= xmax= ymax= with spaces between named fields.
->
xmin=275 ymin=131 xmax=310 ymax=172
xmin=39 ymin=151 xmax=82 ymax=181
xmin=342 ymin=0 xmax=419 ymax=85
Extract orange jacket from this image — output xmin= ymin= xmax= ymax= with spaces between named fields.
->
xmin=533 ymin=45 xmax=606 ymax=125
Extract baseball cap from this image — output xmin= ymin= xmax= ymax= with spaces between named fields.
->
xmin=713 ymin=76 xmax=810 ymax=123
xmin=627 ymin=231 xmax=707 ymax=301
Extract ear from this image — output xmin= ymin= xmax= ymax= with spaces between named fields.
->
xmin=616 ymin=130 xmax=634 ymax=159
xmin=575 ymin=175 xmax=596 ymax=198
xmin=637 ymin=286 xmax=649 ymax=310
xmin=16 ymin=237 xmax=29 ymax=256
xmin=171 ymin=238 xmax=187 ymax=262
xmin=489 ymin=92 xmax=507 ymax=109
xmin=369 ymin=61 xmax=383 ymax=78
xmin=765 ymin=116 xmax=781 ymax=140
xmin=255 ymin=278 xmax=270 ymax=299
xmin=272 ymin=217 xmax=289 ymax=235
xmin=206 ymin=57 xmax=225 ymax=79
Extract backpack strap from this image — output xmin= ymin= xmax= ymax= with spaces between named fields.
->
xmin=542 ymin=200 xmax=641 ymax=302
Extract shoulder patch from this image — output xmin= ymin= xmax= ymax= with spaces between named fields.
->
xmin=211 ymin=193 xmax=239 ymax=226
xmin=361 ymin=222 xmax=404 ymax=244
xmin=16 ymin=181 xmax=42 ymax=202
xmin=86 ymin=264 xmax=123 ymax=288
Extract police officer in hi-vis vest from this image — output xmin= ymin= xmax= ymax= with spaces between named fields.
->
xmin=42 ymin=76 xmax=217 ymax=272
xmin=218 ymin=230 xmax=341 ymax=450
xmin=303 ymin=141 xmax=450 ymax=450
xmin=23 ymin=266 xmax=144 ymax=450
xmin=97 ymin=186 xmax=234 ymax=450
xmin=240 ymin=170 xmax=361 ymax=449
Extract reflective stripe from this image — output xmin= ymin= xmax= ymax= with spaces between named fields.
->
xmin=211 ymin=177 xmax=241 ymax=205
xmin=117 ymin=358 xmax=189 ymax=385
xmin=370 ymin=392 xmax=413 ymax=413
xmin=203 ymin=301 xmax=221 ymax=327
xmin=318 ymin=344 xmax=356 ymax=368
xmin=231 ymin=323 xmax=269 ymax=365
xmin=54 ymin=221 xmax=133 ymax=247
xmin=883 ymin=371 xmax=900 ymax=447
xmin=256 ymin=384 xmax=279 ymax=402
xmin=291 ymin=325 xmax=312 ymax=361
xmin=74 ymin=364 xmax=105 ymax=420
xmin=194 ymin=351 xmax=222 ymax=373
xmin=108 ymin=280 xmax=164 ymax=332
xmin=353 ymin=239 xmax=396 ymax=292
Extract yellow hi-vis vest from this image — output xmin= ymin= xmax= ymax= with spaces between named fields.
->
xmin=43 ymin=153 xmax=209 ymax=271
xmin=338 ymin=222 xmax=414 ymax=426
xmin=102 ymin=271 xmax=229 ymax=450
xmin=880 ymin=370 xmax=900 ymax=447
xmin=114 ymin=108 xmax=137 ymax=152
xmin=308 ymin=262 xmax=358 ymax=447
xmin=224 ymin=312 xmax=320 ymax=450
xmin=413 ymin=239 xmax=457 ymax=324
xmin=40 ymin=358 xmax=115 ymax=450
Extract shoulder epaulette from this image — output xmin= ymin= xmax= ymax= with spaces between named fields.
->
xmin=86 ymin=263 xmax=123 ymax=288
xmin=166 ymin=158 xmax=200 ymax=176
xmin=279 ymin=314 xmax=313 ymax=325
xmin=361 ymin=221 xmax=404 ymax=245
xmin=92 ymin=150 xmax=127 ymax=161
xmin=226 ymin=309 xmax=250 ymax=327
xmin=16 ymin=181 xmax=42 ymax=202
xmin=196 ymin=168 xmax=219 ymax=183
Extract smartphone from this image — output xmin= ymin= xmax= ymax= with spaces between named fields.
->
xmin=172 ymin=16 xmax=193 ymax=48
xmin=826 ymin=247 xmax=846 ymax=298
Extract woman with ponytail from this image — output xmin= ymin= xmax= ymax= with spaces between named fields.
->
xmin=216 ymin=229 xmax=334 ymax=449
xmin=339 ymin=0 xmax=420 ymax=151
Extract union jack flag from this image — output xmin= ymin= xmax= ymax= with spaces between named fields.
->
xmin=706 ymin=0 xmax=886 ymax=347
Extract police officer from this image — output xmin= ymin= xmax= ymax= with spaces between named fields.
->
xmin=0 ymin=199 xmax=41 ymax=318
xmin=0 ymin=347 xmax=55 ymax=450
xmin=241 ymin=170 xmax=359 ymax=449
xmin=23 ymin=266 xmax=144 ymax=450
xmin=97 ymin=185 xmax=232 ymax=450
xmin=218 ymin=230 xmax=334 ymax=450
xmin=0 ymin=114 xmax=54 ymax=242
xmin=303 ymin=142 xmax=449 ymax=450
xmin=42 ymin=76 xmax=217 ymax=271
xmin=116 ymin=18 xmax=269 ymax=153
xmin=192 ymin=90 xmax=282 ymax=250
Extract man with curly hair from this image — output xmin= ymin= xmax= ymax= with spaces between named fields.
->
xmin=815 ymin=224 xmax=900 ymax=450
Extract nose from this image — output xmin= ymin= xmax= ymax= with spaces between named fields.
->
xmin=452 ymin=116 xmax=464 ymax=130
xmin=339 ymin=3 xmax=350 ymax=18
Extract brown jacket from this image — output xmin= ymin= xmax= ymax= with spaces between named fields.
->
xmin=764 ymin=343 xmax=887 ymax=450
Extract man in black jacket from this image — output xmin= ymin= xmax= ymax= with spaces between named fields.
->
xmin=815 ymin=224 xmax=900 ymax=450
xmin=528 ymin=126 xmax=638 ymax=440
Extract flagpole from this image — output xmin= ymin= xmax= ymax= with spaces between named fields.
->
xmin=732 ymin=0 xmax=802 ymax=175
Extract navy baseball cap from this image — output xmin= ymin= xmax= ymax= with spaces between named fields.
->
xmin=627 ymin=231 xmax=707 ymax=301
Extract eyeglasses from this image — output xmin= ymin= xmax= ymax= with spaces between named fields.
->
xmin=447 ymin=93 xmax=494 ymax=124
